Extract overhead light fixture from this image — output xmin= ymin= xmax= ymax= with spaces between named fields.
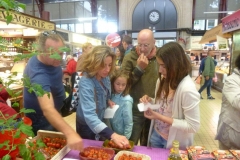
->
xmin=204 ymin=11 xmax=234 ymax=14
xmin=78 ymin=17 xmax=98 ymax=22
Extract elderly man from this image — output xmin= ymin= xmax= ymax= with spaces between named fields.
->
xmin=23 ymin=30 xmax=84 ymax=151
xmin=121 ymin=29 xmax=159 ymax=146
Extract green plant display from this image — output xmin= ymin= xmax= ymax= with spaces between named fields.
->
xmin=0 ymin=108 xmax=47 ymax=160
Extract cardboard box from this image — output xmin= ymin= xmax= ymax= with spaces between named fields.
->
xmin=34 ymin=130 xmax=71 ymax=160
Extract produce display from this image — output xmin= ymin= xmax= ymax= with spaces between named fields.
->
xmin=116 ymin=153 xmax=142 ymax=160
xmin=79 ymin=146 xmax=115 ymax=160
xmin=212 ymin=150 xmax=236 ymax=160
xmin=114 ymin=151 xmax=151 ymax=160
xmin=41 ymin=136 xmax=67 ymax=158
xmin=103 ymin=139 xmax=134 ymax=153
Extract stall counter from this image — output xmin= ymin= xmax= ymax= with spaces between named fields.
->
xmin=63 ymin=139 xmax=169 ymax=160
xmin=212 ymin=71 xmax=228 ymax=92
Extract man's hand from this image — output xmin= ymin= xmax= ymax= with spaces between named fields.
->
xmin=137 ymin=53 xmax=149 ymax=70
xmin=66 ymin=132 xmax=84 ymax=152
xmin=205 ymin=76 xmax=209 ymax=80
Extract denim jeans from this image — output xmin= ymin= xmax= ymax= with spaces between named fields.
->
xmin=76 ymin=121 xmax=106 ymax=141
xmin=129 ymin=114 xmax=151 ymax=146
xmin=150 ymin=128 xmax=167 ymax=148
xmin=198 ymin=77 xmax=213 ymax=97
xmin=26 ymin=113 xmax=56 ymax=136
xmin=76 ymin=121 xmax=96 ymax=140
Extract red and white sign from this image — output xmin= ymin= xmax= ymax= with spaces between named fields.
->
xmin=222 ymin=9 xmax=240 ymax=33
xmin=105 ymin=33 xmax=121 ymax=48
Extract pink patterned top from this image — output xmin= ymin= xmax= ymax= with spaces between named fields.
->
xmin=154 ymin=92 xmax=174 ymax=140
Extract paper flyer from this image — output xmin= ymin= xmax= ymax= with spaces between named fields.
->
xmin=104 ymin=105 xmax=119 ymax=118
xmin=137 ymin=102 xmax=159 ymax=112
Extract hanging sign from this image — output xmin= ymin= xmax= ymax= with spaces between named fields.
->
xmin=0 ymin=8 xmax=55 ymax=30
xmin=222 ymin=9 xmax=240 ymax=33
xmin=105 ymin=33 xmax=121 ymax=48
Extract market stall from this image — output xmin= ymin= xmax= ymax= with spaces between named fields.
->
xmin=0 ymin=8 xmax=55 ymax=113
xmin=199 ymin=23 xmax=232 ymax=91
xmin=185 ymin=36 xmax=203 ymax=77
xmin=63 ymin=139 xmax=169 ymax=160
xmin=222 ymin=9 xmax=240 ymax=74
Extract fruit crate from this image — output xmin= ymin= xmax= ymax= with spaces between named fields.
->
xmin=33 ymin=130 xmax=70 ymax=160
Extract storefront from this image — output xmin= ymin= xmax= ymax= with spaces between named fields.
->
xmin=222 ymin=9 xmax=240 ymax=74
xmin=71 ymin=32 xmax=102 ymax=56
xmin=199 ymin=23 xmax=232 ymax=91
xmin=185 ymin=36 xmax=203 ymax=77
xmin=0 ymin=8 xmax=55 ymax=112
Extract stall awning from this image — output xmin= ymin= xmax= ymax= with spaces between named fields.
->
xmin=199 ymin=23 xmax=232 ymax=44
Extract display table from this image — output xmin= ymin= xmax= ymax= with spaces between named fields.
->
xmin=63 ymin=139 xmax=169 ymax=160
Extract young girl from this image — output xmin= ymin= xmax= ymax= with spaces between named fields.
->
xmin=109 ymin=70 xmax=133 ymax=139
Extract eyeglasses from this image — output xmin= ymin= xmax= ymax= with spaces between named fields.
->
xmin=137 ymin=43 xmax=150 ymax=48
xmin=42 ymin=30 xmax=57 ymax=36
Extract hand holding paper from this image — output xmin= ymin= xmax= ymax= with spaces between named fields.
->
xmin=137 ymin=102 xmax=159 ymax=112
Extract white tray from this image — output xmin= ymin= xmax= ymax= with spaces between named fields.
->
xmin=114 ymin=151 xmax=151 ymax=160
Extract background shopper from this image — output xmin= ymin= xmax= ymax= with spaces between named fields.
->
xmin=198 ymin=50 xmax=216 ymax=99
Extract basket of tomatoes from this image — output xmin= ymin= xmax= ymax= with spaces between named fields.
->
xmin=33 ymin=130 xmax=70 ymax=160
xmin=102 ymin=139 xmax=134 ymax=153
xmin=79 ymin=146 xmax=115 ymax=160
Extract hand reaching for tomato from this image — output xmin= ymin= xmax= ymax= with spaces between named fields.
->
xmin=110 ymin=133 xmax=130 ymax=149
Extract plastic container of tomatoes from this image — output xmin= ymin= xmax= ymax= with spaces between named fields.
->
xmin=114 ymin=151 xmax=151 ymax=160
xmin=102 ymin=139 xmax=134 ymax=153
xmin=79 ymin=146 xmax=115 ymax=160
xmin=33 ymin=130 xmax=70 ymax=160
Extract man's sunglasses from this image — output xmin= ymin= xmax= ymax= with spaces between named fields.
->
xmin=42 ymin=30 xmax=57 ymax=36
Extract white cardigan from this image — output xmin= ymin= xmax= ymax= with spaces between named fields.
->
xmin=147 ymin=75 xmax=200 ymax=149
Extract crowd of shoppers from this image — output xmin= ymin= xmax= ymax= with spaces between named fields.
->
xmin=2 ymin=27 xmax=235 ymax=153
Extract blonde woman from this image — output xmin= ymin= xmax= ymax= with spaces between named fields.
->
xmin=76 ymin=45 xmax=130 ymax=148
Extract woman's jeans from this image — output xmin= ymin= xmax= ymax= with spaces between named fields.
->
xmin=198 ymin=77 xmax=213 ymax=97
xmin=150 ymin=128 xmax=167 ymax=148
xmin=76 ymin=121 xmax=105 ymax=141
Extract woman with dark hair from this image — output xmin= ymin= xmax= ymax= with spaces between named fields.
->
xmin=140 ymin=42 xmax=200 ymax=149
xmin=115 ymin=46 xmax=125 ymax=70
xmin=215 ymin=54 xmax=240 ymax=149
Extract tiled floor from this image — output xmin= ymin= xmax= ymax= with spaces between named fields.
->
xmin=64 ymin=79 xmax=222 ymax=151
